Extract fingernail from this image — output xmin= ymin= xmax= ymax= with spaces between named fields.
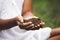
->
xmin=35 ymin=26 xmax=37 ymax=27
xmin=38 ymin=24 xmax=40 ymax=26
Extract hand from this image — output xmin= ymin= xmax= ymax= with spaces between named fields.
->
xmin=23 ymin=12 xmax=45 ymax=30
xmin=16 ymin=16 xmax=33 ymax=30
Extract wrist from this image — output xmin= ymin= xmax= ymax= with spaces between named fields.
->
xmin=22 ymin=12 xmax=34 ymax=20
xmin=22 ymin=11 xmax=33 ymax=17
xmin=12 ymin=17 xmax=18 ymax=25
xmin=0 ymin=17 xmax=18 ymax=30
xmin=22 ymin=12 xmax=38 ymax=20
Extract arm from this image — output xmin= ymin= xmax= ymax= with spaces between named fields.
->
xmin=0 ymin=0 xmax=33 ymax=30
xmin=22 ymin=0 xmax=45 ymax=30
xmin=0 ymin=16 xmax=32 ymax=30
xmin=0 ymin=17 xmax=18 ymax=30
xmin=22 ymin=0 xmax=32 ymax=16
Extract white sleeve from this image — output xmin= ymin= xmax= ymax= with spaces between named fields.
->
xmin=0 ymin=0 xmax=3 ymax=18
xmin=0 ymin=0 xmax=24 ymax=19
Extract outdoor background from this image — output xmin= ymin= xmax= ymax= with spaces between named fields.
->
xmin=33 ymin=0 xmax=60 ymax=28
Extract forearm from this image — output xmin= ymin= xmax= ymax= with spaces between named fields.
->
xmin=0 ymin=17 xmax=18 ymax=30
xmin=22 ymin=0 xmax=32 ymax=16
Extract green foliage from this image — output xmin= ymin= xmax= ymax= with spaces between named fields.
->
xmin=33 ymin=0 xmax=60 ymax=28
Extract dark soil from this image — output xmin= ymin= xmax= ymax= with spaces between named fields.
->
xmin=23 ymin=18 xmax=43 ymax=30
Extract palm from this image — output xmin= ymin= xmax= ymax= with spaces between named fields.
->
xmin=23 ymin=15 xmax=44 ymax=30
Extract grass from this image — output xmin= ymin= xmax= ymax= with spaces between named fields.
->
xmin=33 ymin=0 xmax=60 ymax=28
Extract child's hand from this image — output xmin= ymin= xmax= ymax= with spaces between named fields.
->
xmin=16 ymin=16 xmax=33 ymax=30
xmin=23 ymin=12 xmax=45 ymax=30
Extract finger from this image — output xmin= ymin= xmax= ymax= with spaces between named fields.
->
xmin=23 ymin=22 xmax=32 ymax=26
xmin=26 ymin=24 xmax=34 ymax=28
xmin=40 ymin=22 xmax=45 ymax=25
xmin=33 ymin=24 xmax=41 ymax=30
xmin=34 ymin=24 xmax=40 ymax=28
xmin=30 ymin=26 xmax=39 ymax=30
xmin=17 ymin=21 xmax=22 ymax=25
xmin=30 ymin=25 xmax=38 ymax=30
xmin=35 ymin=25 xmax=40 ymax=28
xmin=37 ymin=24 xmax=40 ymax=26
xmin=17 ymin=21 xmax=32 ymax=26
xmin=35 ymin=26 xmax=37 ymax=27
xmin=37 ymin=24 xmax=42 ymax=28
xmin=17 ymin=16 xmax=23 ymax=23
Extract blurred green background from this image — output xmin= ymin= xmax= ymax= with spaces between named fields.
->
xmin=32 ymin=0 xmax=60 ymax=28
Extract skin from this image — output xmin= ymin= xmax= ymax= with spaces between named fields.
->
xmin=0 ymin=0 xmax=42 ymax=31
xmin=22 ymin=0 xmax=32 ymax=15
xmin=48 ymin=35 xmax=60 ymax=40
xmin=22 ymin=0 xmax=60 ymax=40
xmin=0 ymin=17 xmax=17 ymax=30
xmin=0 ymin=0 xmax=60 ymax=40
xmin=22 ymin=0 xmax=44 ymax=28
xmin=0 ymin=16 xmax=32 ymax=30
xmin=49 ymin=28 xmax=60 ymax=38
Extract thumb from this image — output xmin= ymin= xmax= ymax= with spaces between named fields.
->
xmin=18 ymin=16 xmax=23 ymax=23
xmin=40 ymin=22 xmax=45 ymax=25
xmin=20 ymin=16 xmax=23 ymax=23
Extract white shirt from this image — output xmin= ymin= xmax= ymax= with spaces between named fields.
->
xmin=0 ymin=0 xmax=52 ymax=40
xmin=0 ymin=0 xmax=24 ymax=19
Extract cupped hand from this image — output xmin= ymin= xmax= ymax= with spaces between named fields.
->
xmin=16 ymin=16 xmax=33 ymax=30
xmin=23 ymin=12 xmax=45 ymax=30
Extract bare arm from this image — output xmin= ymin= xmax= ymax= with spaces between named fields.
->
xmin=0 ymin=16 xmax=32 ymax=30
xmin=0 ymin=17 xmax=18 ymax=30
xmin=22 ymin=0 xmax=45 ymax=30
xmin=0 ymin=0 xmax=34 ymax=30
xmin=22 ymin=0 xmax=32 ymax=16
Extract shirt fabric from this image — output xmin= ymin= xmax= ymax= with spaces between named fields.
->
xmin=0 ymin=0 xmax=52 ymax=40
